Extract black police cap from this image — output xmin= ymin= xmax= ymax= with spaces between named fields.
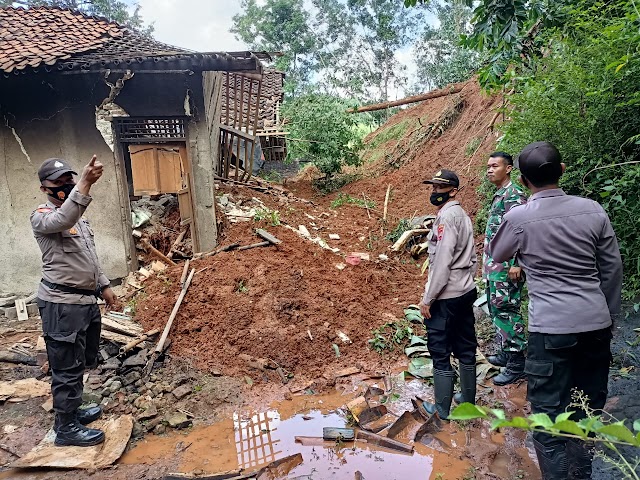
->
xmin=423 ymin=169 xmax=460 ymax=188
xmin=38 ymin=158 xmax=78 ymax=183
xmin=516 ymin=142 xmax=563 ymax=184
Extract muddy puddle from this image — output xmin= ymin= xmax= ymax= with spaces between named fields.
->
xmin=121 ymin=387 xmax=488 ymax=479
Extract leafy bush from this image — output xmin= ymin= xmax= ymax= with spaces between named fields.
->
xmin=282 ymin=93 xmax=364 ymax=178
xmin=495 ymin=0 xmax=640 ymax=298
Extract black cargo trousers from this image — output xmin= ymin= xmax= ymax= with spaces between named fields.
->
xmin=525 ymin=327 xmax=612 ymax=479
xmin=38 ymin=300 xmax=101 ymax=415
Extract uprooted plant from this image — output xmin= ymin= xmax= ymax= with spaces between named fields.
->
xmin=450 ymin=390 xmax=640 ymax=479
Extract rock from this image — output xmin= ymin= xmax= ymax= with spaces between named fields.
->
xmin=166 ymin=412 xmax=191 ymax=429
xmin=128 ymin=393 xmax=140 ymax=403
xmin=134 ymin=395 xmax=153 ymax=409
xmin=132 ymin=421 xmax=145 ymax=438
xmin=172 ymin=384 xmax=192 ymax=400
xmin=172 ymin=375 xmax=190 ymax=388
xmin=211 ymin=370 xmax=223 ymax=377
xmin=145 ymin=416 xmax=162 ymax=431
xmin=149 ymin=374 xmax=158 ymax=382
xmin=160 ymin=383 xmax=172 ymax=394
xmin=137 ymin=404 xmax=158 ymax=421
xmin=154 ymin=424 xmax=166 ymax=435
xmin=82 ymin=391 xmax=102 ymax=404
xmin=103 ymin=358 xmax=121 ymax=370
xmin=122 ymin=353 xmax=147 ymax=368
xmin=145 ymin=382 xmax=154 ymax=390
xmin=102 ymin=378 xmax=114 ymax=389
xmin=329 ymin=233 xmax=341 ymax=240
xmin=283 ymin=392 xmax=292 ymax=401
xmin=109 ymin=381 xmax=122 ymax=393
xmin=151 ymin=385 xmax=163 ymax=396
xmin=123 ymin=370 xmax=142 ymax=386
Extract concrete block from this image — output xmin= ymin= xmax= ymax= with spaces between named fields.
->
xmin=4 ymin=303 xmax=39 ymax=319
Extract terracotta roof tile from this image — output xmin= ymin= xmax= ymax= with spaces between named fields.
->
xmin=0 ymin=6 xmax=124 ymax=73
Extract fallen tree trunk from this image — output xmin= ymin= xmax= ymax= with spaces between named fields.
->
xmin=346 ymin=84 xmax=464 ymax=113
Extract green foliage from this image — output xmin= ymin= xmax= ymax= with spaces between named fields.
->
xmin=367 ymin=120 xmax=411 ymax=149
xmin=312 ymin=173 xmax=361 ymax=194
xmin=282 ymin=93 xmax=364 ymax=177
xmin=450 ymin=398 xmax=640 ymax=479
xmin=413 ymin=3 xmax=482 ymax=90
xmin=3 ymin=0 xmax=153 ymax=33
xmin=330 ymin=193 xmax=375 ymax=209
xmin=386 ymin=218 xmax=412 ymax=243
xmin=368 ymin=318 xmax=415 ymax=354
xmin=496 ymin=0 xmax=640 ymax=297
xmin=253 ymin=208 xmax=281 ymax=226
xmin=232 ymin=0 xmax=316 ymax=96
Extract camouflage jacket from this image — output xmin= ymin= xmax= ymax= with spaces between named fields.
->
xmin=482 ymin=181 xmax=527 ymax=281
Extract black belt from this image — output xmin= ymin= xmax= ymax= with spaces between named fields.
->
xmin=41 ymin=279 xmax=97 ymax=297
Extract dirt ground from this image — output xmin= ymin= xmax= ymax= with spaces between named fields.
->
xmin=1 ymin=79 xmax=638 ymax=480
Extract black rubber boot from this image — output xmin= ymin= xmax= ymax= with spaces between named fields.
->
xmin=54 ymin=406 xmax=102 ymax=432
xmin=54 ymin=413 xmax=105 ymax=447
xmin=493 ymin=351 xmax=526 ymax=386
xmin=533 ymin=437 xmax=569 ymax=480
xmin=567 ymin=438 xmax=593 ymax=479
xmin=487 ymin=351 xmax=509 ymax=367
xmin=418 ymin=369 xmax=455 ymax=419
xmin=453 ymin=363 xmax=477 ymax=405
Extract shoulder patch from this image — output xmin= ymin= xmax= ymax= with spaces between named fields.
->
xmin=37 ymin=207 xmax=52 ymax=213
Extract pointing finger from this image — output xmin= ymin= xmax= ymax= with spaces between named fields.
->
xmin=88 ymin=155 xmax=97 ymax=166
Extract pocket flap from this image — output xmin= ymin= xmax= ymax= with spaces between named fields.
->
xmin=44 ymin=331 xmax=77 ymax=344
xmin=524 ymin=359 xmax=553 ymax=377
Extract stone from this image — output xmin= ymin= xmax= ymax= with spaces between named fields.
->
xmin=161 ymin=383 xmax=173 ymax=394
xmin=172 ymin=374 xmax=190 ymax=388
xmin=102 ymin=378 xmax=114 ymax=389
xmin=123 ymin=370 xmax=142 ymax=386
xmin=109 ymin=381 xmax=122 ymax=393
xmin=154 ymin=424 xmax=166 ymax=435
xmin=145 ymin=416 xmax=162 ymax=432
xmin=329 ymin=234 xmax=341 ymax=240
xmin=36 ymin=352 xmax=48 ymax=367
xmin=151 ymin=385 xmax=163 ymax=396
xmin=103 ymin=358 xmax=121 ymax=370
xmin=82 ymin=391 xmax=102 ymax=404
xmin=145 ymin=382 xmax=154 ymax=390
xmin=137 ymin=404 xmax=158 ymax=421
xmin=132 ymin=421 xmax=145 ymax=438
xmin=3 ymin=303 xmax=38 ymax=320
xmin=128 ymin=393 xmax=140 ymax=403
xmin=133 ymin=395 xmax=152 ymax=409
xmin=166 ymin=412 xmax=191 ymax=429
xmin=122 ymin=353 xmax=147 ymax=368
xmin=172 ymin=384 xmax=192 ymax=400
xmin=149 ymin=374 xmax=158 ymax=382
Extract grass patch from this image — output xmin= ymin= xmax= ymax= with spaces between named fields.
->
xmin=312 ymin=173 xmax=360 ymax=194
xmin=254 ymin=207 xmax=281 ymax=226
xmin=367 ymin=119 xmax=411 ymax=149
xmin=330 ymin=193 xmax=375 ymax=209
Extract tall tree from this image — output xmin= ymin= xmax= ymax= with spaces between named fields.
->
xmin=413 ymin=3 xmax=481 ymax=90
xmin=313 ymin=0 xmax=424 ymax=103
xmin=231 ymin=0 xmax=317 ymax=97
xmin=0 ymin=0 xmax=153 ymax=33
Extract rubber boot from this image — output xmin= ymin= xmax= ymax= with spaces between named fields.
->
xmin=54 ymin=413 xmax=105 ymax=447
xmin=487 ymin=350 xmax=509 ymax=368
xmin=533 ymin=437 xmax=569 ymax=480
xmin=453 ymin=363 xmax=477 ymax=405
xmin=493 ymin=351 xmax=526 ymax=386
xmin=54 ymin=406 xmax=102 ymax=433
xmin=418 ymin=369 xmax=455 ymax=419
xmin=567 ymin=438 xmax=593 ymax=479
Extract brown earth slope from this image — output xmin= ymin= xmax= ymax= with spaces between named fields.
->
xmin=135 ymin=79 xmax=500 ymax=385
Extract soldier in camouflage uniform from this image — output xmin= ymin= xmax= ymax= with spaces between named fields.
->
xmin=483 ymin=152 xmax=528 ymax=385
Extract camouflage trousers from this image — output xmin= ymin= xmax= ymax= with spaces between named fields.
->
xmin=487 ymin=280 xmax=527 ymax=353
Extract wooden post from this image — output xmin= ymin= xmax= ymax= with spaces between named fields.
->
xmin=346 ymin=84 xmax=464 ymax=113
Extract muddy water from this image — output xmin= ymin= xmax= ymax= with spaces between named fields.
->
xmin=121 ymin=391 xmax=473 ymax=479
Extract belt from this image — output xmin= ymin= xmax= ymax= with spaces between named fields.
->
xmin=41 ymin=279 xmax=97 ymax=297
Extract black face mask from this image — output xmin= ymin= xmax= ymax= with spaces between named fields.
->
xmin=430 ymin=191 xmax=451 ymax=207
xmin=45 ymin=183 xmax=75 ymax=202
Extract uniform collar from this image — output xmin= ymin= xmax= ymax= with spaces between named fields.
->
xmin=530 ymin=188 xmax=566 ymax=201
xmin=439 ymin=200 xmax=460 ymax=213
xmin=46 ymin=200 xmax=59 ymax=210
xmin=494 ymin=180 xmax=513 ymax=196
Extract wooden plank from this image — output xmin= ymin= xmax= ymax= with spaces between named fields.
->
xmin=155 ymin=269 xmax=195 ymax=354
xmin=101 ymin=317 xmax=143 ymax=337
xmin=101 ymin=329 xmax=136 ymax=344
xmin=255 ymin=229 xmax=281 ymax=245
xmin=129 ymin=146 xmax=159 ymax=195
xmin=157 ymin=147 xmax=183 ymax=193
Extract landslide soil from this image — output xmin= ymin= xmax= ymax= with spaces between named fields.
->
xmin=135 ymin=79 xmax=501 ymax=386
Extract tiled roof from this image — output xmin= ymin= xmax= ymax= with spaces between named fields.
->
xmin=0 ymin=7 xmax=261 ymax=75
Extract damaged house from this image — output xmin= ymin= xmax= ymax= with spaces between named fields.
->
xmin=0 ymin=6 xmax=273 ymax=296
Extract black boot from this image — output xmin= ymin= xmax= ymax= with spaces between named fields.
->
xmin=493 ymin=351 xmax=526 ymax=386
xmin=453 ymin=363 xmax=477 ymax=404
xmin=54 ymin=413 xmax=105 ymax=447
xmin=418 ymin=369 xmax=455 ymax=419
xmin=54 ymin=406 xmax=102 ymax=432
xmin=487 ymin=351 xmax=509 ymax=367
xmin=533 ymin=437 xmax=569 ymax=480
xmin=567 ymin=438 xmax=593 ymax=479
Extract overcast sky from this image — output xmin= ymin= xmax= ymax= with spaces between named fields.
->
xmin=136 ymin=0 xmax=248 ymax=52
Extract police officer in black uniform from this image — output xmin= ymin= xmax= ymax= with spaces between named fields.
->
xmin=31 ymin=155 xmax=117 ymax=447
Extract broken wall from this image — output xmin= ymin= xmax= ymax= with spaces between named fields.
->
xmin=116 ymin=72 xmax=221 ymax=253
xmin=0 ymin=74 xmax=130 ymax=296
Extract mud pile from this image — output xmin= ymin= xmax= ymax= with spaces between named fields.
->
xmin=135 ymin=79 xmax=499 ymax=384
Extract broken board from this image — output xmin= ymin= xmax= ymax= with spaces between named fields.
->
xmin=11 ymin=415 xmax=133 ymax=469
xmin=15 ymin=299 xmax=28 ymax=321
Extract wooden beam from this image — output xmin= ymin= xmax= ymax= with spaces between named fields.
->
xmin=346 ymin=84 xmax=464 ymax=113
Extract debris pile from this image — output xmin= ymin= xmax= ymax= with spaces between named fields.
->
xmin=0 ymin=292 xmax=37 ymax=320
xmin=130 ymin=194 xmax=192 ymax=263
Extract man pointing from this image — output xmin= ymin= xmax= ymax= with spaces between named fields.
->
xmin=32 ymin=155 xmax=116 ymax=447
